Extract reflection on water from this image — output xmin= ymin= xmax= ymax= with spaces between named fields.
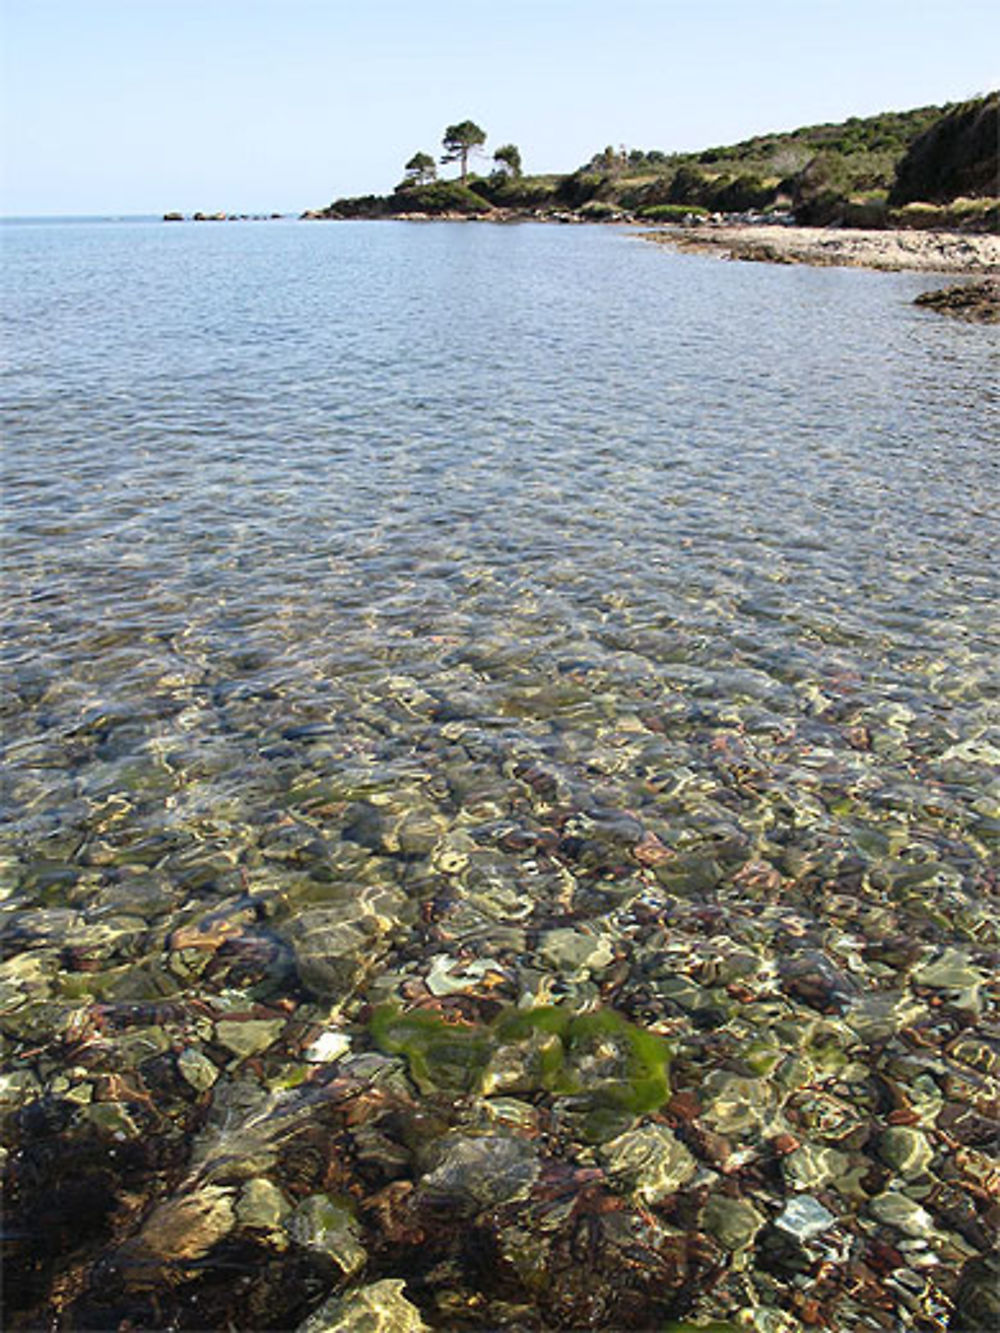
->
xmin=1 ymin=219 xmax=997 ymax=1331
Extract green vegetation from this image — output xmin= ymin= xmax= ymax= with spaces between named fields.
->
xmin=492 ymin=143 xmax=523 ymax=178
xmin=370 ymin=1001 xmax=673 ymax=1116
xmin=636 ymin=204 xmax=710 ymax=222
xmin=890 ymin=196 xmax=1000 ymax=231
xmin=402 ymin=151 xmax=436 ymax=185
xmin=891 ymin=92 xmax=999 ymax=204
xmin=441 ymin=119 xmax=487 ymax=184
xmin=469 ymin=173 xmax=560 ymax=208
xmin=392 ymin=180 xmax=492 ymax=214
xmin=314 ymin=96 xmax=998 ymax=228
xmin=370 ymin=1003 xmax=495 ymax=1093
xmin=579 ymin=98 xmax=996 ymax=225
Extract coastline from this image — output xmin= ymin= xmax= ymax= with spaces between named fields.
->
xmin=640 ymin=222 xmax=1000 ymax=274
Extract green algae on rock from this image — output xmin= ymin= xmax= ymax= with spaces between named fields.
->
xmin=370 ymin=1001 xmax=673 ymax=1114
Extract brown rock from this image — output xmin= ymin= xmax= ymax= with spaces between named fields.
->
xmin=914 ymin=278 xmax=1000 ymax=323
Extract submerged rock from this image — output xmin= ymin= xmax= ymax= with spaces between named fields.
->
xmin=417 ymin=1133 xmax=540 ymax=1217
xmin=599 ymin=1123 xmax=698 ymax=1203
xmin=702 ymin=1193 xmax=766 ymax=1250
xmin=116 ymin=1185 xmax=235 ymax=1285
xmin=215 ymin=1017 xmax=285 ymax=1060
xmin=236 ymin=1177 xmax=292 ymax=1232
xmin=773 ymin=1195 xmax=836 ymax=1242
xmin=303 ymin=1029 xmax=351 ymax=1063
xmin=868 ymin=1190 xmax=935 ymax=1238
xmin=951 ymin=1253 xmax=1000 ymax=1332
xmin=297 ymin=1280 xmax=428 ymax=1333
xmin=877 ymin=1125 xmax=934 ymax=1178
xmin=176 ymin=1046 xmax=220 ymax=1091
xmin=285 ymin=1193 xmax=366 ymax=1277
xmin=279 ymin=885 xmax=407 ymax=997
xmin=538 ymin=926 xmax=615 ymax=978
xmin=780 ymin=1141 xmax=849 ymax=1191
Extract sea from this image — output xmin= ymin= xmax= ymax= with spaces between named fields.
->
xmin=1 ymin=216 xmax=997 ymax=1331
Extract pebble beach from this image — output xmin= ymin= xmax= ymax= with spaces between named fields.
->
xmin=641 ymin=224 xmax=1000 ymax=275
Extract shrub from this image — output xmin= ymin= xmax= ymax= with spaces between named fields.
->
xmin=392 ymin=181 xmax=493 ymax=214
xmin=637 ymin=203 xmax=709 ymax=221
xmin=891 ymin=201 xmax=946 ymax=228
xmin=888 ymin=197 xmax=1000 ymax=231
xmin=471 ymin=174 xmax=560 ymax=208
xmin=946 ymin=196 xmax=1000 ymax=230
xmin=579 ymin=199 xmax=621 ymax=219
xmin=555 ymin=171 xmax=605 ymax=206
xmin=841 ymin=190 xmax=889 ymax=228
xmin=324 ymin=194 xmax=393 ymax=218
xmin=668 ymin=164 xmax=711 ymax=205
xmin=793 ymin=154 xmax=851 ymax=223
xmin=705 ymin=173 xmax=776 ymax=212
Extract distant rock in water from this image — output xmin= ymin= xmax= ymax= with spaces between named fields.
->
xmin=914 ymin=278 xmax=1000 ymax=323
xmin=165 ymin=211 xmax=284 ymax=222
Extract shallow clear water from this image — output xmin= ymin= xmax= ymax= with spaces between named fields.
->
xmin=1 ymin=219 xmax=998 ymax=1330
xmin=4 ymin=221 xmax=996 ymax=893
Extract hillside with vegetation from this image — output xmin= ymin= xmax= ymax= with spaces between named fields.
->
xmin=891 ymin=92 xmax=999 ymax=204
xmin=309 ymin=95 xmax=999 ymax=230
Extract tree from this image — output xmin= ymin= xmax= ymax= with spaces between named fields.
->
xmin=441 ymin=120 xmax=486 ymax=184
xmin=403 ymin=151 xmax=437 ymax=185
xmin=492 ymin=143 xmax=522 ymax=178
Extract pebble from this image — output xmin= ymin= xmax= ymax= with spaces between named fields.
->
xmin=599 ymin=1124 xmax=699 ymax=1203
xmin=780 ymin=1142 xmax=849 ymax=1191
xmin=285 ymin=1194 xmax=366 ymax=1277
xmin=215 ymin=1018 xmax=286 ymax=1061
xmin=128 ymin=1186 xmax=235 ymax=1270
xmin=418 ymin=1134 xmax=540 ymax=1215
xmin=425 ymin=954 xmax=506 ymax=997
xmin=303 ymin=1029 xmax=351 ymax=1063
xmin=774 ymin=1195 xmax=836 ymax=1241
xmin=296 ymin=1279 xmax=428 ymax=1333
xmin=869 ymin=1191 xmax=935 ymax=1237
xmin=236 ymin=1177 xmax=292 ymax=1231
xmin=538 ymin=927 xmax=615 ymax=976
xmin=177 ymin=1046 xmax=220 ymax=1090
xmin=878 ymin=1126 xmax=934 ymax=1178
xmin=703 ymin=1194 xmax=766 ymax=1250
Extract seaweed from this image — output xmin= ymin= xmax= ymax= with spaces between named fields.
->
xmin=370 ymin=1002 xmax=673 ymax=1114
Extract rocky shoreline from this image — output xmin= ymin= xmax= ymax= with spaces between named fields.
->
xmin=640 ymin=222 xmax=1000 ymax=275
xmin=914 ymin=278 xmax=1000 ymax=323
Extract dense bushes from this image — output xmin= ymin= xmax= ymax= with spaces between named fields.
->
xmin=890 ymin=93 xmax=999 ymax=204
xmin=322 ymin=194 xmax=393 ymax=219
xmin=890 ymin=196 xmax=1000 ymax=231
xmin=469 ymin=174 xmax=560 ymax=208
xmin=578 ymin=200 xmax=622 ymax=219
xmin=573 ymin=98 xmax=996 ymax=229
xmin=317 ymin=95 xmax=997 ymax=229
xmin=391 ymin=181 xmax=492 ymax=214
xmin=554 ymin=171 xmax=605 ymax=207
xmin=667 ymin=165 xmax=710 ymax=206
xmin=841 ymin=192 xmax=889 ymax=228
xmin=637 ymin=204 xmax=709 ymax=221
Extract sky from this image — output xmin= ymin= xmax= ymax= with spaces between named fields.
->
xmin=1 ymin=0 xmax=997 ymax=215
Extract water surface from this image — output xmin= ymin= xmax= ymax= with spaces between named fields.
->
xmin=2 ymin=219 xmax=997 ymax=1331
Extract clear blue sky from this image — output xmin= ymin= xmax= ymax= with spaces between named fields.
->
xmin=1 ymin=0 xmax=996 ymax=215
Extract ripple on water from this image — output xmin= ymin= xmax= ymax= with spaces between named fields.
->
xmin=1 ymin=219 xmax=997 ymax=1331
